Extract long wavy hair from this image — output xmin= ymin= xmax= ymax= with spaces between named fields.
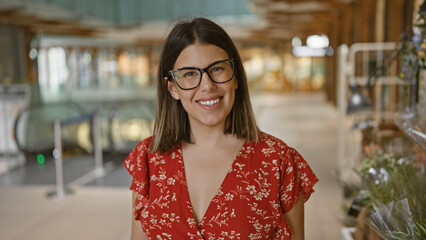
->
xmin=150 ymin=17 xmax=259 ymax=153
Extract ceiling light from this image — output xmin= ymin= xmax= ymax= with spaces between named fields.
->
xmin=291 ymin=37 xmax=302 ymax=47
xmin=307 ymin=34 xmax=329 ymax=48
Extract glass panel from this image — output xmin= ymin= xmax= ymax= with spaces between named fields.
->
xmin=38 ymin=47 xmax=68 ymax=102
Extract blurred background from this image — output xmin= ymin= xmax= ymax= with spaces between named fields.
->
xmin=0 ymin=0 xmax=425 ymax=240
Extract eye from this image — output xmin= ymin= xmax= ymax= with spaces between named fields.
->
xmin=211 ymin=66 xmax=224 ymax=73
xmin=183 ymin=71 xmax=198 ymax=77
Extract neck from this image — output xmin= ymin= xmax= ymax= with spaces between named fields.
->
xmin=187 ymin=121 xmax=229 ymax=147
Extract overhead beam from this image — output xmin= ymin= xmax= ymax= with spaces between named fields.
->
xmin=0 ymin=9 xmax=102 ymax=37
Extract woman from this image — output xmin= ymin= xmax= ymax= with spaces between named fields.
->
xmin=124 ymin=18 xmax=318 ymax=240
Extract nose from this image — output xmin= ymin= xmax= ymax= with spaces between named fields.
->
xmin=199 ymin=71 xmax=216 ymax=90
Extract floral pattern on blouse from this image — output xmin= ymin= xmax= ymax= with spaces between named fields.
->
xmin=123 ymin=132 xmax=318 ymax=240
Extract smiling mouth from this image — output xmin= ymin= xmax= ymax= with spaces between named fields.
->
xmin=198 ymin=97 xmax=222 ymax=106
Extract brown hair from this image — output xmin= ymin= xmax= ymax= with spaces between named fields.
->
xmin=150 ymin=17 xmax=259 ymax=153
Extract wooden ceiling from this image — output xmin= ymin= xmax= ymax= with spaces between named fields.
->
xmin=0 ymin=0 xmax=355 ymax=44
xmin=246 ymin=0 xmax=354 ymax=43
xmin=0 ymin=7 xmax=103 ymax=37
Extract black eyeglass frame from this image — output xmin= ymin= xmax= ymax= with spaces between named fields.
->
xmin=168 ymin=58 xmax=236 ymax=90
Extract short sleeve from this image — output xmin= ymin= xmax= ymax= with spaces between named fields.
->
xmin=279 ymin=147 xmax=318 ymax=213
xmin=123 ymin=136 xmax=152 ymax=220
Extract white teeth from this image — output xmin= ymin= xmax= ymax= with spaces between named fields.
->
xmin=199 ymin=98 xmax=220 ymax=106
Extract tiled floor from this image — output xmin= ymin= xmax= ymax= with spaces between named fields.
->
xmin=0 ymin=92 xmax=344 ymax=240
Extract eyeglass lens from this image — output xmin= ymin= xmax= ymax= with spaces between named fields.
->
xmin=173 ymin=59 xmax=234 ymax=89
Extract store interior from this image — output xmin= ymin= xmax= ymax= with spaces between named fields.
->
xmin=0 ymin=0 xmax=425 ymax=240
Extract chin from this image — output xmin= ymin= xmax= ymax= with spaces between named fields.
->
xmin=197 ymin=117 xmax=226 ymax=128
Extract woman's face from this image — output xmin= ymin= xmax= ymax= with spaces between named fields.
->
xmin=167 ymin=43 xmax=238 ymax=130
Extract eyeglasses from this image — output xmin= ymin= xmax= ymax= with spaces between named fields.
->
xmin=169 ymin=58 xmax=235 ymax=90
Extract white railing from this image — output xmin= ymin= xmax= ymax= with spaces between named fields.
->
xmin=47 ymin=111 xmax=106 ymax=200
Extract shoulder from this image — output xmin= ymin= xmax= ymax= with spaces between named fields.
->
xmin=123 ymin=136 xmax=154 ymax=176
xmin=245 ymin=132 xmax=290 ymax=167
xmin=126 ymin=136 xmax=181 ymax=165
xmin=130 ymin=136 xmax=153 ymax=155
xmin=138 ymin=136 xmax=154 ymax=149
xmin=124 ymin=136 xmax=153 ymax=165
xmin=252 ymin=132 xmax=304 ymax=164
xmin=254 ymin=132 xmax=290 ymax=153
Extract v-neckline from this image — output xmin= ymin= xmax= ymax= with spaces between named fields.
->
xmin=178 ymin=140 xmax=248 ymax=228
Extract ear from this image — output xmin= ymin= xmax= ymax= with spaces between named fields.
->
xmin=167 ymin=77 xmax=181 ymax=100
xmin=233 ymin=78 xmax=238 ymax=90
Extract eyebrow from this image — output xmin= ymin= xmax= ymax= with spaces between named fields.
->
xmin=174 ymin=58 xmax=229 ymax=71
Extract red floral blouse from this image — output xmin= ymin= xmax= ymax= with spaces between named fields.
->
xmin=123 ymin=132 xmax=318 ymax=240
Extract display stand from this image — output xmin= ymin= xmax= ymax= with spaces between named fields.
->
xmin=336 ymin=42 xmax=409 ymax=182
xmin=337 ymin=42 xmax=425 ymax=240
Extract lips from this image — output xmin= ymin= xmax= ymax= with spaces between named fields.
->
xmin=197 ymin=96 xmax=222 ymax=107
